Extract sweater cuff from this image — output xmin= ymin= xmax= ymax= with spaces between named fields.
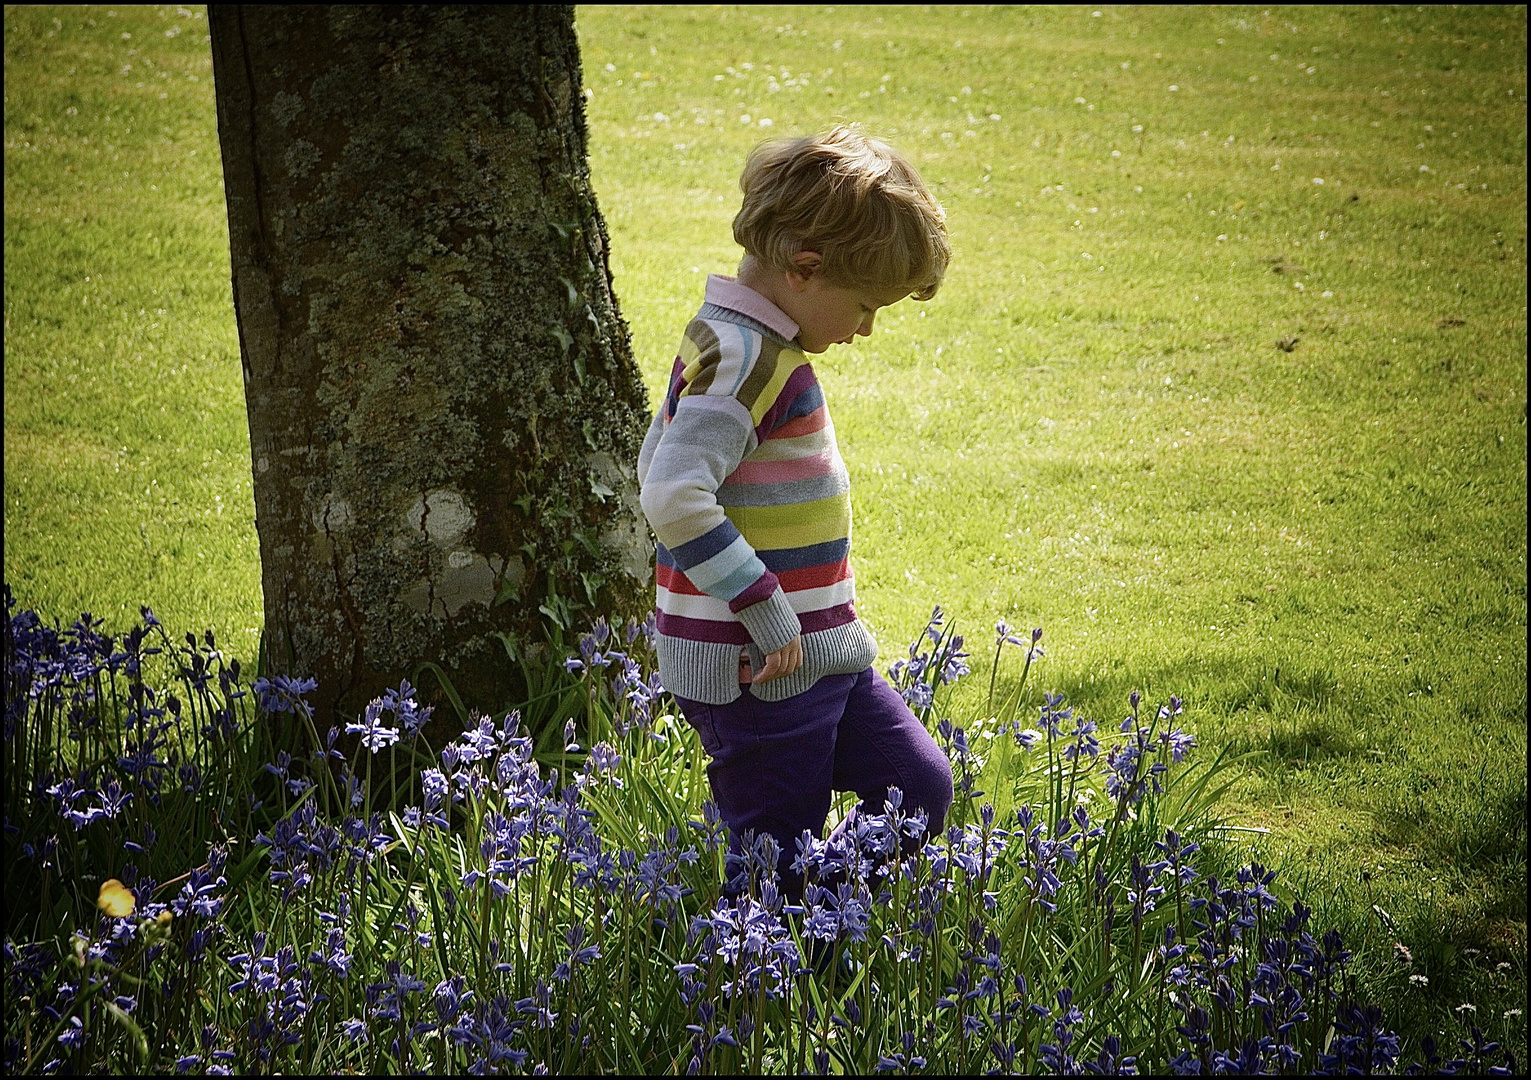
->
xmin=733 ymin=587 xmax=802 ymax=655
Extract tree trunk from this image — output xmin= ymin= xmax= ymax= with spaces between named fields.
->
xmin=209 ymin=5 xmax=652 ymax=730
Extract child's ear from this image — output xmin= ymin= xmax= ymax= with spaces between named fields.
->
xmin=787 ymin=250 xmax=824 ymax=288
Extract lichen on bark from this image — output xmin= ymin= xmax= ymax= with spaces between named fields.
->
xmin=211 ymin=6 xmax=652 ymax=727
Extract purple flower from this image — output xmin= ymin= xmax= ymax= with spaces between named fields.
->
xmin=1039 ymin=691 xmax=1072 ymax=738
xmin=346 ymin=699 xmax=400 ymax=753
xmin=253 ymin=674 xmax=317 ymax=715
xmin=97 ymin=780 xmax=131 ymax=819
xmin=1064 ymin=717 xmax=1100 ymax=761
xmin=1160 ymin=727 xmax=1196 ymax=763
xmin=940 ymin=638 xmax=970 ymax=684
xmin=57 ymin=1015 xmax=85 ymax=1048
xmin=906 ymin=681 xmax=934 ymax=711
xmin=1084 ymin=1033 xmax=1138 ymax=1075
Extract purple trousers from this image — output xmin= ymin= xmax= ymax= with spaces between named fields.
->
xmin=673 ymin=667 xmax=953 ymax=900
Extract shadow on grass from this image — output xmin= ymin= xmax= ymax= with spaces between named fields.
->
xmin=992 ymin=657 xmax=1360 ymax=762
xmin=1374 ymin=765 xmax=1528 ymax=886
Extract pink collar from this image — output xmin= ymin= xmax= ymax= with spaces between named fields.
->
xmin=703 ymin=275 xmax=800 ymax=342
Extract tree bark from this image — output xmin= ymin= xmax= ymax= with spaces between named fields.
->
xmin=209 ymin=5 xmax=652 ymax=729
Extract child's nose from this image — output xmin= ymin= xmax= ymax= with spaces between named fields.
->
xmin=857 ymin=311 xmax=876 ymax=336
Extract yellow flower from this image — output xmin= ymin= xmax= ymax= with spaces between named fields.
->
xmin=97 ymin=879 xmax=136 ymax=918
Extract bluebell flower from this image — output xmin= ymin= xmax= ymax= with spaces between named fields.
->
xmin=1039 ymin=691 xmax=1072 ymax=738
xmin=1214 ymin=1037 xmax=1276 ymax=1075
xmin=431 ymin=976 xmax=473 ymax=1028
xmin=57 ymin=1015 xmax=85 ymax=1049
xmin=940 ymin=640 xmax=970 ymax=684
xmin=175 ymin=862 xmax=228 ymax=920
xmin=585 ymin=741 xmax=622 ymax=785
xmin=253 ymin=674 xmax=318 ymax=716
xmin=346 ymin=699 xmax=400 ymax=753
xmin=561 ymin=924 xmax=601 ymax=972
xmin=1315 ymin=1003 xmax=1402 ymax=1074
xmin=1064 ymin=716 xmax=1100 ymax=761
xmin=1039 ymin=1032 xmax=1077 ymax=1074
xmin=123 ymin=823 xmax=158 ymax=856
xmin=379 ymin=679 xmax=431 ymax=736
xmin=97 ymin=779 xmax=131 ymax=819
xmin=1160 ymin=727 xmax=1195 ymax=763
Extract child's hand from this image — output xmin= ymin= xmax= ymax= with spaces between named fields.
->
xmin=752 ymin=636 xmax=803 ymax=684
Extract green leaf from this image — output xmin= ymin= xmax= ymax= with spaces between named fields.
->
xmin=493 ymin=577 xmax=521 ymax=607
xmin=106 ymin=1000 xmax=149 ymax=1064
xmin=414 ymin=661 xmax=469 ymax=727
xmin=539 ymin=592 xmax=574 ymax=630
xmin=493 ymin=630 xmax=522 ymax=664
xmin=225 ymin=843 xmax=270 ymax=898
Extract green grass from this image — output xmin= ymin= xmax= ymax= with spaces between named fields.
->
xmin=5 ymin=2 xmax=1526 ymax=1061
xmin=3 ymin=5 xmax=256 ymax=652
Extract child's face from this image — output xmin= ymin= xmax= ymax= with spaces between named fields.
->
xmin=781 ymin=254 xmax=909 ymax=354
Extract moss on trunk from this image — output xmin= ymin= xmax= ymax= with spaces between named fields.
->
xmin=210 ymin=5 xmax=651 ymax=728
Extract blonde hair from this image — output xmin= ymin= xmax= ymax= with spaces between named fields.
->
xmin=732 ymin=125 xmax=950 ymax=301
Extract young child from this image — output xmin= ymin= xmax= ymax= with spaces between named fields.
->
xmin=637 ymin=125 xmax=954 ymax=900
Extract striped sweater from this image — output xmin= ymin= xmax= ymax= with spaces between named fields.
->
xmin=636 ymin=275 xmax=878 ymax=704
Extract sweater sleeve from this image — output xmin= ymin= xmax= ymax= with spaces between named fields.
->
xmin=638 ymin=328 xmax=802 ymax=654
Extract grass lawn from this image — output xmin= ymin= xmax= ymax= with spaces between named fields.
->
xmin=5 ymin=3 xmax=1525 ymax=1059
